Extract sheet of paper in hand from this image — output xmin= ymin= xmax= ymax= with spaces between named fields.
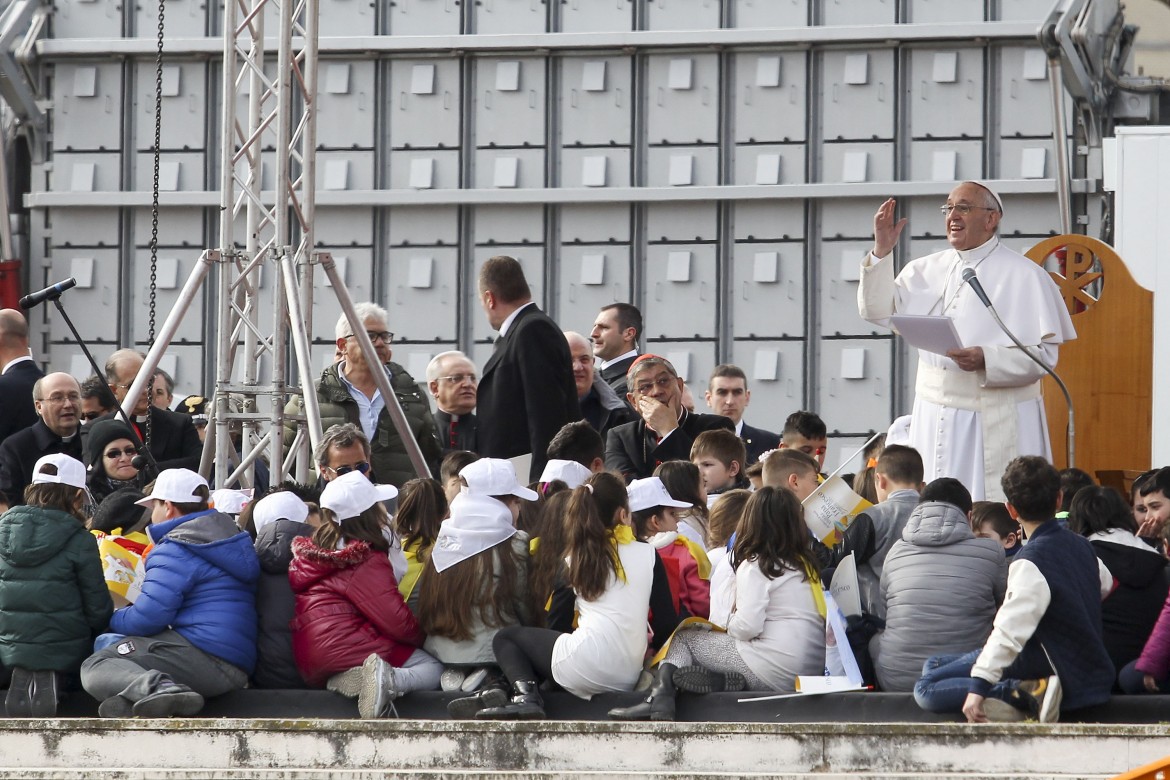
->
xmin=889 ymin=313 xmax=964 ymax=356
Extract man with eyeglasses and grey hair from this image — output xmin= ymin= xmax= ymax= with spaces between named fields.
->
xmin=857 ymin=181 xmax=1076 ymax=502
xmin=0 ymin=372 xmax=85 ymax=510
xmin=426 ymin=351 xmax=478 ymax=455
xmin=604 ymin=355 xmax=732 ymax=482
xmin=287 ymin=302 xmax=441 ymax=488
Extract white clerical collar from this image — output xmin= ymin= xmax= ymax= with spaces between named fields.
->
xmin=599 ymin=349 xmax=638 ymax=371
xmin=954 ymin=234 xmax=999 ymax=266
xmin=1 ymin=354 xmax=33 ymax=374
xmin=734 ymin=419 xmax=744 ymax=436
xmin=498 ymin=301 xmax=535 ymax=337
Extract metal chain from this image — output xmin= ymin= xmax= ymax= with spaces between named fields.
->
xmin=144 ymin=0 xmax=165 ymax=455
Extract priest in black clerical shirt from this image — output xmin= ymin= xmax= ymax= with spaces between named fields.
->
xmin=427 ymin=350 xmax=479 ymax=454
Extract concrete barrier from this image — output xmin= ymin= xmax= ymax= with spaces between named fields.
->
xmin=1 ymin=719 xmax=1168 ymax=779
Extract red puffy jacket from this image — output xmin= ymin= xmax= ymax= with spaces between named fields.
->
xmin=288 ymin=537 xmax=423 ymax=687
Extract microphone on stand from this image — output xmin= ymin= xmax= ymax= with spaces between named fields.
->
xmin=20 ymin=278 xmax=77 ymax=310
xmin=960 ymin=267 xmax=1075 ymax=468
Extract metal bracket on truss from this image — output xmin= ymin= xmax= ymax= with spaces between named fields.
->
xmin=0 ymin=0 xmax=47 ymax=149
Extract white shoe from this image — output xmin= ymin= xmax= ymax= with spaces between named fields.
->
xmin=461 ymin=668 xmax=490 ymax=693
xmin=358 ymin=653 xmax=400 ymax=719
xmin=440 ymin=668 xmax=466 ymax=692
xmin=326 ymin=665 xmax=364 ymax=698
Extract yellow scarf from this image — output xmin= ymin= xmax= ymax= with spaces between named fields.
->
xmin=397 ymin=538 xmax=427 ymax=601
xmin=673 ymin=535 xmax=712 ymax=580
xmin=806 ymin=563 xmax=827 ymax=620
xmin=608 ymin=523 xmax=636 ymax=583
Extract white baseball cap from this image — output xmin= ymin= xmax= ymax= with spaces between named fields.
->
xmin=252 ymin=491 xmax=310 ymax=535
xmin=538 ymin=459 xmax=592 ymax=490
xmin=135 ymin=468 xmax=210 ymax=507
xmin=32 ymin=453 xmax=87 ymax=490
xmin=627 ymin=477 xmax=692 ymax=514
xmin=211 ymin=488 xmax=252 ymax=515
xmin=319 ymin=470 xmax=398 ymax=523
xmin=460 ymin=458 xmax=538 ymax=501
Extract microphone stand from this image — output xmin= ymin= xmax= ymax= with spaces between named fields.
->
xmin=966 ymin=289 xmax=1075 ymax=469
xmin=48 ymin=296 xmax=162 ymax=477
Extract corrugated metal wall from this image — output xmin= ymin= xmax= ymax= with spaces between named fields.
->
xmin=30 ymin=0 xmax=1081 ymax=466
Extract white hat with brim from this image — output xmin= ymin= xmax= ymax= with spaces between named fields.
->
xmin=135 ymin=468 xmax=210 ymax=507
xmin=319 ymin=470 xmax=398 ymax=523
xmin=211 ymin=488 xmax=252 ymax=515
xmin=460 ymin=458 xmax=538 ymax=501
xmin=431 ymin=493 xmax=518 ymax=573
xmin=538 ymin=459 xmax=592 ymax=490
xmin=32 ymin=453 xmax=87 ymax=490
xmin=252 ymin=491 xmax=310 ymax=535
xmin=627 ymin=476 xmax=693 ymax=514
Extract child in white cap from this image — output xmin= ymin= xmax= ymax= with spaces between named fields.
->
xmin=80 ymin=468 xmax=260 ymax=718
xmin=415 ymin=459 xmax=534 ymax=714
xmin=628 ymin=476 xmax=712 ymax=620
xmin=288 ymin=470 xmax=442 ymax=718
xmin=449 ymin=471 xmax=681 ymax=720
xmin=0 ymin=454 xmax=112 ymax=716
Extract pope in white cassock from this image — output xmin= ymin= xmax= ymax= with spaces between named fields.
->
xmin=857 ymin=181 xmax=1076 ymax=502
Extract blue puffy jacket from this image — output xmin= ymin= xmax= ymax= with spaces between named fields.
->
xmin=110 ymin=509 xmax=260 ymax=673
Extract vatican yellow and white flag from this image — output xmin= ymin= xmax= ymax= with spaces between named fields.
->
xmin=801 ymin=475 xmax=872 ymax=548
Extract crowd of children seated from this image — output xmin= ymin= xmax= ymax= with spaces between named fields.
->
xmin=1 ymin=416 xmax=1168 ymax=724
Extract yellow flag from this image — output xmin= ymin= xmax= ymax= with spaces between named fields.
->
xmin=801 ymin=474 xmax=873 ymax=547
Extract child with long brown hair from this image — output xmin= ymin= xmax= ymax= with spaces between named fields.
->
xmin=654 ymin=460 xmax=710 ymax=547
xmin=415 ymin=459 xmax=533 ymax=713
xmin=393 ymin=477 xmax=448 ymax=614
xmin=609 ymin=486 xmax=826 ymax=721
xmin=289 ymin=471 xmax=441 ymax=719
xmin=448 ymin=471 xmax=680 ymax=719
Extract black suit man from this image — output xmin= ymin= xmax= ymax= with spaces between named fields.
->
xmin=0 ymin=310 xmax=43 ymax=445
xmin=705 ymin=363 xmax=781 ymax=465
xmin=590 ymin=303 xmax=642 ymax=400
xmin=605 ymin=354 xmax=734 ymax=482
xmin=476 ymin=256 xmax=581 ymax=482
xmin=0 ymin=372 xmax=84 ymax=508
xmin=104 ymin=348 xmax=202 ymax=472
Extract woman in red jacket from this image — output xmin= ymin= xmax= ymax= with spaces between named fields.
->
xmin=289 ymin=471 xmax=442 ymax=717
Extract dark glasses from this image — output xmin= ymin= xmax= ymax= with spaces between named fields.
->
xmin=326 ymin=461 xmax=371 ymax=477
xmin=105 ymin=447 xmax=138 ymax=460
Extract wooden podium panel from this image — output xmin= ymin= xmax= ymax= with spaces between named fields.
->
xmin=1026 ymin=236 xmax=1152 ymax=476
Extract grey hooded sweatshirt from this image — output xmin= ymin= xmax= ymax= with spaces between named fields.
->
xmin=870 ymin=500 xmax=1008 ymax=692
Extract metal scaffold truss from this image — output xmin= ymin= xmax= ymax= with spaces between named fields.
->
xmin=125 ymin=0 xmax=428 ymax=490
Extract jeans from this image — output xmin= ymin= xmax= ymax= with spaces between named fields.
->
xmin=913 ymin=649 xmax=1051 ymax=713
xmin=1117 ymin=659 xmax=1170 ymax=694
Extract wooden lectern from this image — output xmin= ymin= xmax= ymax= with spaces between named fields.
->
xmin=1026 ymin=236 xmax=1152 ymax=486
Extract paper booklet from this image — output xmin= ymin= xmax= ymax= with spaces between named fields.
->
xmin=889 ymin=313 xmax=964 ymax=356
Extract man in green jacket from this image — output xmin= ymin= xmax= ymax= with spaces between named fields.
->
xmin=287 ymin=303 xmax=441 ymax=488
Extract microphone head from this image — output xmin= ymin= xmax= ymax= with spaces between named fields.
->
xmin=961 ymin=267 xmax=977 ymax=282
xmin=131 ymin=454 xmax=149 ymax=471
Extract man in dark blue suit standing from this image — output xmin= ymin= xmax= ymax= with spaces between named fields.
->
xmin=0 ymin=309 xmax=43 ymax=446
xmin=475 ymin=256 xmax=581 ymax=482
xmin=704 ymin=364 xmax=780 ymax=465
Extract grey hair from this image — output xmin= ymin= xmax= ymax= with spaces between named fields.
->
xmin=425 ymin=350 xmax=472 ymax=383
xmin=335 ymin=302 xmax=390 ymax=341
xmin=314 ymin=422 xmax=371 ymax=468
xmin=626 ymin=355 xmax=678 ymax=387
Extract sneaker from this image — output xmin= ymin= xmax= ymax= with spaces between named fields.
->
xmin=326 ymin=666 xmax=364 ymax=699
xmin=982 ymin=697 xmax=1027 ymax=722
xmin=1019 ymin=675 xmax=1062 ymax=723
xmin=671 ymin=665 xmax=746 ymax=694
xmin=4 ymin=668 xmax=33 ymax=716
xmin=357 ymin=653 xmax=399 ymax=719
xmin=461 ymin=668 xmax=490 ymax=693
xmin=132 ymin=684 xmax=204 ymax=718
xmin=97 ymin=695 xmax=134 ymax=719
xmin=440 ymin=668 xmax=466 ymax=692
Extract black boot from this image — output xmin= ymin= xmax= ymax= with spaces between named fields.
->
xmin=476 ymin=680 xmax=545 ymax=720
xmin=447 ymin=686 xmax=509 ymax=719
xmin=608 ymin=663 xmax=677 ymax=722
